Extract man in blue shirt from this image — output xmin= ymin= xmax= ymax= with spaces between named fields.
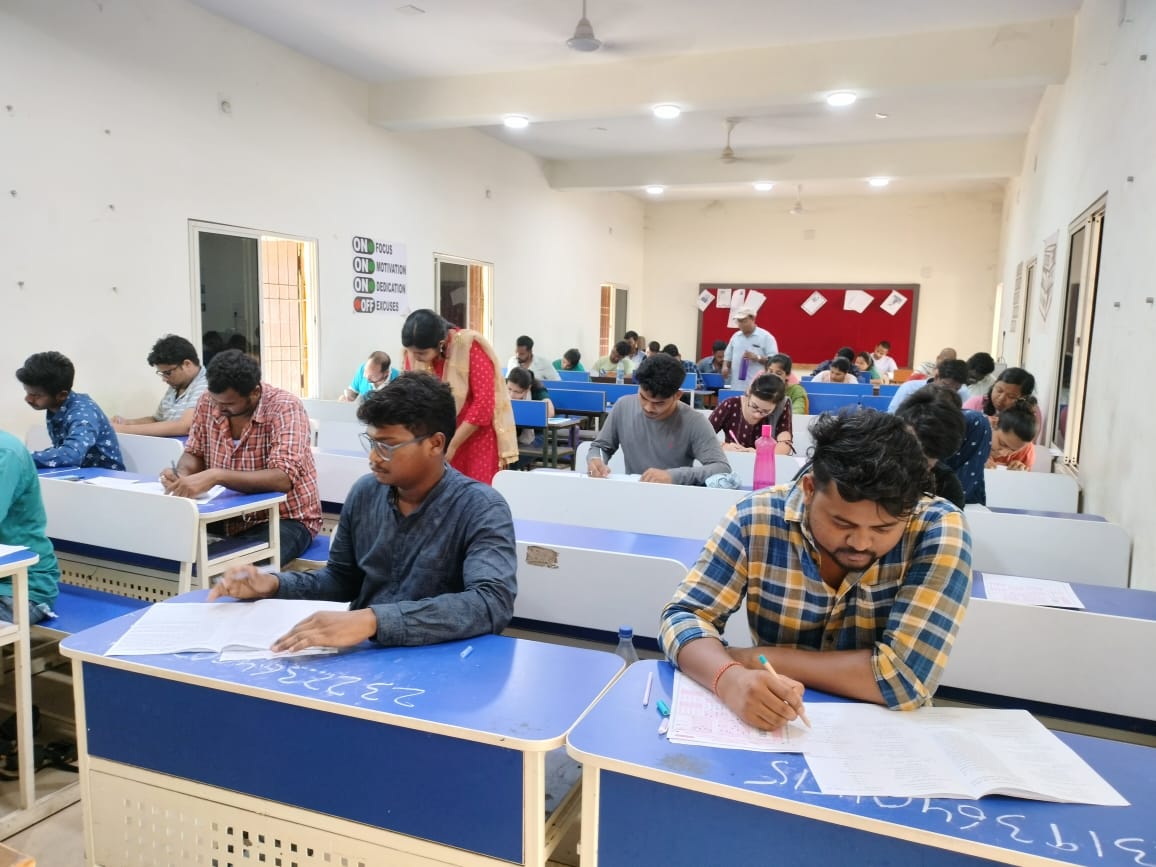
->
xmin=16 ymin=351 xmax=124 ymax=470
xmin=721 ymin=307 xmax=778 ymax=387
xmin=210 ymin=372 xmax=517 ymax=650
xmin=0 ymin=430 xmax=59 ymax=623
xmin=339 ymin=351 xmax=399 ymax=402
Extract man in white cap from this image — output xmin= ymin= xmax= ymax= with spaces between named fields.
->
xmin=721 ymin=307 xmax=778 ymax=387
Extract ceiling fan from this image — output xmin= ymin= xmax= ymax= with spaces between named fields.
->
xmin=566 ymin=0 xmax=602 ymax=52
xmin=788 ymin=184 xmax=808 ymax=216
xmin=718 ymin=118 xmax=787 ymax=166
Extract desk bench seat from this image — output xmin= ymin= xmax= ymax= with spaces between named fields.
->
xmin=285 ymin=534 xmax=331 ymax=570
xmin=34 ymin=584 xmax=149 ymax=639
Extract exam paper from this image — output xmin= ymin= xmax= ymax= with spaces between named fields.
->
xmin=880 ymin=289 xmax=908 ymax=316
xmin=106 ymin=599 xmax=349 ymax=656
xmin=843 ymin=289 xmax=874 ymax=313
xmin=83 ymin=476 xmax=226 ymax=503
xmin=801 ymin=291 xmax=827 ymax=316
xmin=667 ymin=672 xmax=812 ymax=752
xmin=980 ymin=573 xmax=1085 ymax=609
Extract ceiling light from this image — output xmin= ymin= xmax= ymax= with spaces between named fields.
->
xmin=502 ymin=115 xmax=530 ymax=130
xmin=753 ymin=182 xmax=775 ymax=192
xmin=645 ymin=185 xmax=665 ymax=196
xmin=826 ymin=91 xmax=857 ymax=107
xmin=875 ymin=112 xmax=889 ymax=119
xmin=867 ymin=177 xmax=890 ymax=187
xmin=652 ymin=104 xmax=681 ymax=120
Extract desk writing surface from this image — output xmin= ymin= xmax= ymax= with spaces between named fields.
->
xmin=568 ymin=661 xmax=1156 ymax=867
xmin=0 ymin=548 xmax=37 ymax=572
xmin=986 ymin=506 xmax=1106 ymax=522
xmin=36 ymin=467 xmax=283 ymax=516
xmin=61 ymin=591 xmax=623 ymax=747
xmin=973 ymin=572 xmax=1156 ymax=621
xmin=515 ymin=519 xmax=705 ymax=568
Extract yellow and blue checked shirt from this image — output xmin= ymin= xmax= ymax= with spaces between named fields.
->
xmin=659 ymin=483 xmax=972 ymax=710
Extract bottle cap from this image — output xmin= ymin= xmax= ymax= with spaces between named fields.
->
xmin=618 ymin=626 xmax=633 ymax=638
xmin=762 ymin=424 xmax=772 ymax=438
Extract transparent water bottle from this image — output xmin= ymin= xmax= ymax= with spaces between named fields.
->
xmin=614 ymin=626 xmax=639 ymax=665
xmin=615 ymin=361 xmax=625 ymax=384
xmin=753 ymin=424 xmax=777 ymax=490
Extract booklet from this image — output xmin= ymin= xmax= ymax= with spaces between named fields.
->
xmin=83 ymin=476 xmax=226 ymax=503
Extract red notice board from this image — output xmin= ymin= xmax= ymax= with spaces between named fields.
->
xmin=696 ymin=284 xmax=918 ymax=368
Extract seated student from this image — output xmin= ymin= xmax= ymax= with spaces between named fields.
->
xmin=588 ymin=353 xmax=730 ymax=485
xmin=962 ymin=352 xmax=997 ymax=401
xmin=766 ymin=354 xmax=808 ymax=416
xmin=963 ymin=366 xmax=1043 ymax=435
xmin=810 ymin=346 xmax=854 ymax=377
xmin=987 ymin=398 xmax=1039 ymax=471
xmin=590 ymin=340 xmax=636 ymax=378
xmin=810 ymin=356 xmax=858 ymax=384
xmin=886 ymin=358 xmax=969 ymax=411
xmin=161 ymin=350 xmax=320 ymax=565
xmin=16 ymin=351 xmax=124 ymax=470
xmin=659 ymin=410 xmax=973 ymax=729
xmin=340 ymin=351 xmax=398 ymax=402
xmin=853 ymin=351 xmax=882 ymax=384
xmin=646 ymin=340 xmax=660 ymax=358
xmin=941 ymin=410 xmax=993 ymax=506
xmin=662 ymin=343 xmax=700 ymax=383
xmin=697 ymin=340 xmax=727 ymax=377
xmin=623 ymin=331 xmax=647 ymax=367
xmin=894 ymin=387 xmax=967 ymax=509
xmin=111 ymin=334 xmax=208 ymax=437
xmin=506 ymin=367 xmax=555 ymax=470
xmin=209 ymin=373 xmax=517 ymax=649
xmin=507 ymin=335 xmax=560 ymax=382
xmin=553 ymin=348 xmax=584 ymax=372
xmin=709 ymin=373 xmax=793 ymax=455
xmin=871 ymin=341 xmax=899 ymax=383
xmin=0 ymin=430 xmax=60 ymax=624
xmin=910 ymin=347 xmax=957 ymax=381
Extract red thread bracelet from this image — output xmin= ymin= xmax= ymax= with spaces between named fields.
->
xmin=711 ymin=661 xmax=743 ymax=695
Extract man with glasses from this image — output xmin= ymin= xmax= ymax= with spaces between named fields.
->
xmin=161 ymin=350 xmax=320 ymax=565
xmin=708 ymin=373 xmax=794 ymax=454
xmin=112 ymin=334 xmax=208 ymax=437
xmin=209 ymin=372 xmax=517 ymax=651
xmin=339 ymin=351 xmax=398 ymax=402
xmin=588 ymin=353 xmax=730 ymax=485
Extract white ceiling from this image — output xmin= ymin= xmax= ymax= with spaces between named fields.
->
xmin=186 ymin=0 xmax=1083 ymax=199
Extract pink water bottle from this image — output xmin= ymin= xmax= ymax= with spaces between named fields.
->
xmin=753 ymin=424 xmax=776 ymax=490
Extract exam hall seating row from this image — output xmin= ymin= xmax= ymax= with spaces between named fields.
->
xmin=25 ymin=426 xmax=184 ymax=476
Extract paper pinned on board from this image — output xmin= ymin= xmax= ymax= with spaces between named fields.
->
xmin=801 ymin=291 xmax=827 ymax=317
xmin=716 ymin=288 xmax=732 ymax=309
xmin=843 ymin=289 xmax=874 ymax=313
xmin=745 ymin=290 xmax=766 ymax=314
xmin=697 ymin=290 xmax=714 ymax=312
xmin=880 ymin=290 xmax=908 ymax=316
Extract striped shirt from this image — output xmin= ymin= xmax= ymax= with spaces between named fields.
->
xmin=659 ymin=482 xmax=972 ymax=710
xmin=185 ymin=383 xmax=321 ymax=536
xmin=154 ymin=366 xmax=208 ymax=422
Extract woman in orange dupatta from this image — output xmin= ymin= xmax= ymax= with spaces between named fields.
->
xmin=400 ymin=309 xmax=518 ymax=484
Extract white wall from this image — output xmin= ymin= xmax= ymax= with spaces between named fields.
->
xmin=640 ymin=191 xmax=1004 ymax=367
xmin=996 ymin=0 xmax=1155 ymax=589
xmin=0 ymin=0 xmax=643 ymax=435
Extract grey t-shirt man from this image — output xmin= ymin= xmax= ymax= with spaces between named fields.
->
xmin=588 ymin=397 xmax=731 ymax=485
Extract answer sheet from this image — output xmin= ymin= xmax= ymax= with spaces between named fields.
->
xmin=83 ymin=476 xmax=227 ymax=503
xmin=980 ymin=572 xmax=1085 ymax=608
xmin=667 ymin=672 xmax=813 ymax=751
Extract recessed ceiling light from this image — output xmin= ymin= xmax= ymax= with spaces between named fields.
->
xmin=753 ymin=182 xmax=775 ymax=192
xmin=652 ymin=104 xmax=682 ymax=120
xmin=875 ymin=112 xmax=889 ymax=119
xmin=645 ymin=185 xmax=665 ymax=196
xmin=502 ymin=115 xmax=529 ymax=129
xmin=867 ymin=177 xmax=890 ymax=187
xmin=826 ymin=91 xmax=857 ymax=107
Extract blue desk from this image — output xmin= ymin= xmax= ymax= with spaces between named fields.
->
xmin=568 ymin=661 xmax=1156 ymax=867
xmin=514 ymin=519 xmax=703 ymax=568
xmin=61 ymin=595 xmax=623 ymax=865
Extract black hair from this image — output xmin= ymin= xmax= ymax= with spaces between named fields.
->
xmin=634 ymin=353 xmax=686 ymax=399
xmin=936 ymin=359 xmax=969 ymax=385
xmin=895 ymin=387 xmax=965 ymax=462
xmin=768 ymin=353 xmax=793 ymax=374
xmin=357 ymin=371 xmax=456 ymax=445
xmin=205 ymin=349 xmax=261 ymax=395
xmin=877 ymin=340 xmax=891 ymax=350
xmin=982 ymin=367 xmax=1036 ymax=416
xmin=661 ymin=343 xmax=680 ymax=357
xmin=401 ymin=308 xmax=451 ymax=350
xmin=810 ymin=409 xmax=929 ymax=518
xmin=829 ymin=357 xmax=852 ymax=374
xmin=148 ymin=335 xmax=200 ymax=368
xmin=506 ymin=367 xmax=536 ymax=390
xmin=835 ymin=346 xmax=855 ymax=361
xmin=966 ymin=352 xmax=995 ymax=381
xmin=711 ymin=340 xmax=727 ymax=353
xmin=623 ymin=330 xmax=639 ymax=341
xmin=16 ymin=351 xmax=75 ymax=394
xmin=996 ymin=397 xmax=1039 ymax=443
xmin=563 ymin=348 xmax=581 ymax=367
xmin=855 ymin=351 xmax=874 ymax=368
xmin=648 ymin=341 xmax=661 ymax=353
xmin=516 ymin=335 xmax=533 ymax=351
xmin=226 ymin=334 xmax=250 ymax=353
xmin=749 ymin=373 xmax=786 ymax=404
xmin=613 ymin=340 xmax=632 ymax=358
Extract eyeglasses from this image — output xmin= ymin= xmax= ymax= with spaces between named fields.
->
xmin=359 ymin=432 xmax=430 ymax=462
xmin=154 ymin=366 xmax=180 ymax=378
xmin=744 ymin=396 xmax=776 ymax=417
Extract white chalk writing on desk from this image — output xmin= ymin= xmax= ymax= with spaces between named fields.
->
xmin=739 ymin=759 xmax=1154 ymax=864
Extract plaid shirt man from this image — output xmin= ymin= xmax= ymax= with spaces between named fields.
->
xmin=660 ymin=482 xmax=972 ymax=710
xmin=185 ymin=383 xmax=321 ymax=536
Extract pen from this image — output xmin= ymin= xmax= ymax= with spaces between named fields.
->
xmin=656 ymin=699 xmax=670 ymax=717
xmin=725 ymin=429 xmax=738 ymax=444
xmin=642 ymin=672 xmax=653 ymax=707
xmin=758 ymin=654 xmax=811 ymax=729
xmin=459 ymin=645 xmax=474 ymax=659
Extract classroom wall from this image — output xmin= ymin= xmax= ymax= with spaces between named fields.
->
xmin=639 ymin=191 xmax=1004 ymax=368
xmin=0 ymin=0 xmax=643 ymax=436
xmin=996 ymin=0 xmax=1155 ymax=589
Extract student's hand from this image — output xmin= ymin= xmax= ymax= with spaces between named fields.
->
xmin=1007 ymin=460 xmax=1028 ymax=471
xmin=722 ymin=443 xmax=755 ymax=453
xmin=742 ymin=350 xmax=761 ymax=361
xmin=208 ymin=565 xmax=280 ymax=601
xmin=640 ymin=468 xmax=673 ymax=484
xmin=720 ymin=365 xmax=730 ymax=380
xmin=984 ymin=457 xmax=997 ymax=470
xmin=272 ymin=609 xmax=377 ymax=652
xmin=158 ymin=467 xmax=180 ymax=492
xmin=715 ymin=665 xmax=806 ymax=731
xmin=587 ymin=459 xmax=611 ymax=478
xmin=166 ymin=469 xmax=218 ymax=498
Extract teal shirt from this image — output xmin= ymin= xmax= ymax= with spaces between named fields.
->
xmin=0 ymin=431 xmax=59 ymax=606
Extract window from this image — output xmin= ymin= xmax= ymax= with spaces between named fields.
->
xmin=598 ymin=283 xmax=629 ymax=357
xmin=434 ymin=254 xmax=493 ymax=339
xmin=1019 ymin=258 xmax=1037 ymax=365
xmin=1051 ymin=199 xmax=1105 ymax=465
xmin=190 ymin=221 xmax=318 ymax=397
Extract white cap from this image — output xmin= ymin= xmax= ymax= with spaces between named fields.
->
xmin=733 ymin=306 xmax=757 ymax=319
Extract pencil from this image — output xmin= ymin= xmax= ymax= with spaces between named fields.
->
xmin=758 ymin=654 xmax=811 ymax=729
xmin=642 ymin=671 xmax=653 ymax=707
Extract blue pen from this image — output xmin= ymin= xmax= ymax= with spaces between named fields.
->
xmin=656 ymin=699 xmax=671 ymax=717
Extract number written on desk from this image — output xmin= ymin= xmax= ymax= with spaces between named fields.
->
xmin=206 ymin=657 xmax=426 ymax=708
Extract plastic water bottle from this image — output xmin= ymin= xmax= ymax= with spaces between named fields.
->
xmin=614 ymin=626 xmax=639 ymax=665
xmin=615 ymin=361 xmax=625 ymax=384
xmin=738 ymin=356 xmax=749 ymax=384
xmin=753 ymin=424 xmax=777 ymax=490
